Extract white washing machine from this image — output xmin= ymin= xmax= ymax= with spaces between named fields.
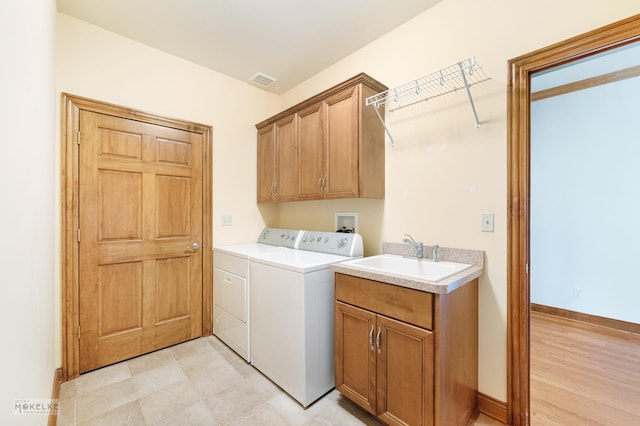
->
xmin=249 ymin=231 xmax=363 ymax=407
xmin=213 ymin=228 xmax=302 ymax=361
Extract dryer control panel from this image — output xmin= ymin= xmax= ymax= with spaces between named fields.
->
xmin=257 ymin=228 xmax=302 ymax=248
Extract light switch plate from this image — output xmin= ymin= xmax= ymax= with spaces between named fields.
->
xmin=222 ymin=215 xmax=232 ymax=226
xmin=481 ymin=212 xmax=494 ymax=232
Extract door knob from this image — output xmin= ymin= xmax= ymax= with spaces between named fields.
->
xmin=192 ymin=242 xmax=200 ymax=250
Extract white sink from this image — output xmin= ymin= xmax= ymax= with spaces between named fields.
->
xmin=341 ymin=254 xmax=472 ymax=283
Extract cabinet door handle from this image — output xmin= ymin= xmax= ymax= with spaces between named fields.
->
xmin=318 ymin=175 xmax=323 ymax=192
xmin=376 ymin=326 xmax=381 ymax=354
xmin=369 ymin=324 xmax=374 ymax=351
xmin=272 ymin=181 xmax=278 ymax=199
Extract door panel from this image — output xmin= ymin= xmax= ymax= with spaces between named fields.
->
xmin=274 ymin=115 xmax=297 ymax=201
xmin=157 ymin=138 xmax=191 ymax=165
xmin=79 ymin=111 xmax=203 ymax=373
xmin=100 ymin=129 xmax=142 ymax=159
xmin=257 ymin=124 xmax=275 ymax=202
xmin=297 ymin=103 xmax=325 ymax=199
xmin=335 ymin=301 xmax=377 ymax=415
xmin=98 ymin=262 xmax=143 ymax=336
xmin=325 ymin=86 xmax=359 ymax=198
xmin=98 ymin=170 xmax=142 ymax=240
xmin=156 ymin=256 xmax=190 ymax=322
xmin=377 ymin=315 xmax=434 ymax=426
xmin=156 ymin=175 xmax=190 ymax=238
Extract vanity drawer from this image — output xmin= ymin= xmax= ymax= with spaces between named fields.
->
xmin=335 ymin=273 xmax=433 ymax=330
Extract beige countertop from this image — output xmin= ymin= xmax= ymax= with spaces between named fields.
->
xmin=331 ymin=242 xmax=484 ymax=294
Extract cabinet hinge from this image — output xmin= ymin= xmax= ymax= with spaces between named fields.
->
xmin=77 ymin=131 xmax=80 ymax=145
xmin=77 ymin=325 xmax=81 ymax=340
xmin=77 ymin=229 xmax=81 ymax=242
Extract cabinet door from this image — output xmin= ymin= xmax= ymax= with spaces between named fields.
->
xmin=274 ymin=115 xmax=297 ymax=201
xmin=376 ymin=315 xmax=434 ymax=426
xmin=297 ymin=102 xmax=325 ymax=200
xmin=335 ymin=301 xmax=377 ymax=415
xmin=324 ymin=85 xmax=360 ymax=199
xmin=257 ymin=124 xmax=275 ymax=202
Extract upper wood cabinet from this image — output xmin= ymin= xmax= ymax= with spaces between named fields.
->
xmin=256 ymin=73 xmax=387 ymax=203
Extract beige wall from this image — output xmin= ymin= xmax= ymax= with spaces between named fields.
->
xmin=53 ymin=0 xmax=640 ymax=405
xmin=277 ymin=0 xmax=640 ymax=401
xmin=1 ymin=0 xmax=56 ymax=424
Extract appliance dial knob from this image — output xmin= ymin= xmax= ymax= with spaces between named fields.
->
xmin=338 ymin=238 xmax=347 ymax=248
xmin=324 ymin=237 xmax=329 ymax=243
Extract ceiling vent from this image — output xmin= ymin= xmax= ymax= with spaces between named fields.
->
xmin=249 ymin=72 xmax=277 ymax=88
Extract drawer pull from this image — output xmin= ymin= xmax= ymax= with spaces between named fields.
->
xmin=224 ymin=276 xmax=232 ymax=283
xmin=369 ymin=324 xmax=374 ymax=351
xmin=376 ymin=327 xmax=381 ymax=354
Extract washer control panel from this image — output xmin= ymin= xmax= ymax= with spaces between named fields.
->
xmin=257 ymin=228 xmax=302 ymax=248
xmin=298 ymin=231 xmax=363 ymax=257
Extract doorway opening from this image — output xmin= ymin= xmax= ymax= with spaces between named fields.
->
xmin=507 ymin=14 xmax=640 ymax=425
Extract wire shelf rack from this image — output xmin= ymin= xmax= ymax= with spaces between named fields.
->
xmin=366 ymin=57 xmax=490 ymax=146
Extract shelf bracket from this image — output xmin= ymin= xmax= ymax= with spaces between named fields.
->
xmin=459 ymin=62 xmax=481 ymax=129
xmin=372 ymin=102 xmax=396 ymax=147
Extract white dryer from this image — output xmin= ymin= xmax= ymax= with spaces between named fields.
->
xmin=213 ymin=228 xmax=301 ymax=361
xmin=249 ymin=231 xmax=363 ymax=406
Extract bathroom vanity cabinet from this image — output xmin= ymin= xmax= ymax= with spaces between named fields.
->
xmin=334 ymin=273 xmax=478 ymax=426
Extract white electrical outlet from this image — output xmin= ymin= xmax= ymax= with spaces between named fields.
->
xmin=481 ymin=213 xmax=494 ymax=232
xmin=221 ymin=215 xmax=232 ymax=226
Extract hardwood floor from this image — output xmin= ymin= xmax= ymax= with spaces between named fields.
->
xmin=531 ymin=310 xmax=640 ymax=425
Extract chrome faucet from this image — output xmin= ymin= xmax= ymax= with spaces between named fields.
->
xmin=403 ymin=234 xmax=423 ymax=258
xmin=431 ymin=244 xmax=439 ymax=262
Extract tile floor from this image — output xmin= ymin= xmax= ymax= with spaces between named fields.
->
xmin=57 ymin=336 xmax=503 ymax=426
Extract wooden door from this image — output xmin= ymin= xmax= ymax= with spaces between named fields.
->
xmin=376 ymin=315 xmax=434 ymax=426
xmin=257 ymin=124 xmax=275 ymax=202
xmin=274 ymin=115 xmax=297 ymax=201
xmin=335 ymin=301 xmax=377 ymax=415
xmin=297 ymin=102 xmax=325 ymax=200
xmin=324 ymin=85 xmax=360 ymax=199
xmin=78 ymin=111 xmax=203 ymax=372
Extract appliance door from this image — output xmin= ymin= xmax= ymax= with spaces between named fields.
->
xmin=249 ymin=261 xmax=335 ymax=407
xmin=213 ymin=267 xmax=249 ymax=361
xmin=214 ymin=268 xmax=246 ymax=321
